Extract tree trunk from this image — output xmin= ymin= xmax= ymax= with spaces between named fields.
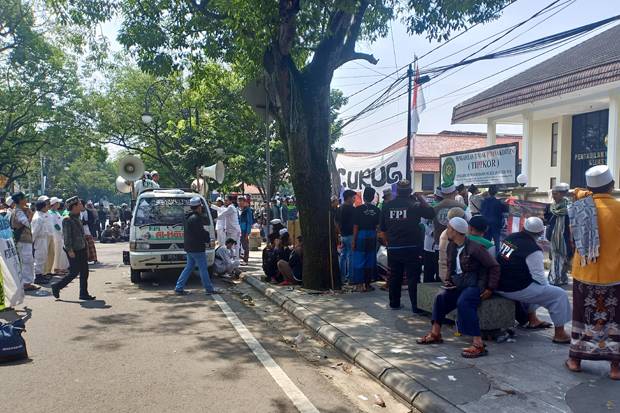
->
xmin=270 ymin=65 xmax=340 ymax=290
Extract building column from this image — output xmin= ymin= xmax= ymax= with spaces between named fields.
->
xmin=608 ymin=92 xmax=620 ymax=187
xmin=522 ymin=112 xmax=534 ymax=185
xmin=558 ymin=115 xmax=572 ymax=185
xmin=487 ymin=119 xmax=497 ymax=146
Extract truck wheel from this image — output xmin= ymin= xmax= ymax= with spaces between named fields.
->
xmin=130 ymin=268 xmax=142 ymax=284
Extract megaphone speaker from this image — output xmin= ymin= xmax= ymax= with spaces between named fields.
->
xmin=119 ymin=155 xmax=145 ymax=182
xmin=116 ymin=176 xmax=132 ymax=194
xmin=200 ymin=161 xmax=225 ymax=184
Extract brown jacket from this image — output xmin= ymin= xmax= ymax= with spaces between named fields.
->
xmin=446 ymin=238 xmax=500 ymax=290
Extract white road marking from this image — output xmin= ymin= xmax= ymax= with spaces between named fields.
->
xmin=213 ymin=294 xmax=320 ymax=413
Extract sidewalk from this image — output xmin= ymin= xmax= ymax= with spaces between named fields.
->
xmin=243 ymin=251 xmax=619 ymax=413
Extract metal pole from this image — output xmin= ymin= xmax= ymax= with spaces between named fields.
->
xmin=40 ymin=155 xmax=45 ymax=195
xmin=406 ymin=64 xmax=413 ymax=183
xmin=265 ymin=75 xmax=272 ymax=237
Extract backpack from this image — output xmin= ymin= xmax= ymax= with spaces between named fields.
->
xmin=0 ymin=318 xmax=28 ymax=363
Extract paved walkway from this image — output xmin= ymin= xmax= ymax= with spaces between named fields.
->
xmin=245 ymin=251 xmax=619 ymax=413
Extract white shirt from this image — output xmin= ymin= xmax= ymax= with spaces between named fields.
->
xmin=210 ymin=205 xmax=227 ymax=231
xmin=455 ymin=245 xmax=465 ymax=275
xmin=422 ymin=218 xmax=435 ymax=252
xmin=32 ymin=211 xmax=52 ymax=240
xmin=81 ymin=210 xmax=91 ymax=236
xmin=525 ymin=250 xmax=548 ymax=285
xmin=134 ymin=179 xmax=160 ymax=195
xmin=211 ymin=204 xmax=240 ymax=231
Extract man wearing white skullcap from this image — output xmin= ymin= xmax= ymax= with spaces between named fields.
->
xmin=495 ymin=216 xmax=571 ymax=343
xmin=417 ymin=216 xmax=500 ymax=359
xmin=544 ymin=182 xmax=573 ymax=286
xmin=567 ymin=165 xmax=620 ymax=379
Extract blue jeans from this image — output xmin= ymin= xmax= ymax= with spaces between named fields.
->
xmin=432 ymin=286 xmax=482 ymax=337
xmin=339 ymin=235 xmax=353 ymax=283
xmin=175 ymin=251 xmax=215 ymax=293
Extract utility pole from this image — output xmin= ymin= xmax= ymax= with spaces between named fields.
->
xmin=405 ymin=63 xmax=413 ymax=182
xmin=40 ymin=155 xmax=45 ymax=196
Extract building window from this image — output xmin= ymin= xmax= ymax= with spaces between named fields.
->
xmin=421 ymin=173 xmax=434 ymax=191
xmin=550 ymin=177 xmax=556 ymax=190
xmin=551 ymin=122 xmax=558 ymax=167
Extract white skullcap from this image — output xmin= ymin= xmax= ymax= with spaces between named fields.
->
xmin=448 ymin=217 xmax=468 ymax=235
xmin=552 ymin=182 xmax=569 ymax=192
xmin=440 ymin=183 xmax=456 ymax=195
xmin=270 ymin=219 xmax=281 ymax=225
xmin=50 ymin=197 xmax=62 ymax=205
xmin=517 ymin=174 xmax=528 ymax=185
xmin=37 ymin=195 xmax=50 ymax=202
xmin=216 ymin=197 xmax=223 ymax=202
xmin=524 ymin=217 xmax=544 ymax=234
xmin=279 ymin=228 xmax=288 ymax=236
xmin=585 ymin=165 xmax=614 ymax=188
xmin=5 ymin=197 xmax=14 ymax=206
xmin=151 ymin=170 xmax=159 ymax=175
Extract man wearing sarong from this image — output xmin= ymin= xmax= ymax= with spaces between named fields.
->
xmin=566 ymin=165 xmax=620 ymax=380
xmin=351 ymin=187 xmax=380 ymax=292
xmin=544 ymin=182 xmax=573 ymax=286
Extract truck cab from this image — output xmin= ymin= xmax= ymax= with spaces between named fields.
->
xmin=128 ymin=189 xmax=215 ymax=283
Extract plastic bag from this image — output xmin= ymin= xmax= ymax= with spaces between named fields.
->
xmin=0 ymin=238 xmax=25 ymax=307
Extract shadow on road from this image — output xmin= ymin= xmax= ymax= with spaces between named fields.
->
xmin=55 ymin=299 xmax=111 ymax=310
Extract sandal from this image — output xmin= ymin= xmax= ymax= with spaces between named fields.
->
xmin=525 ymin=321 xmax=553 ymax=329
xmin=416 ymin=333 xmax=444 ymax=345
xmin=461 ymin=344 xmax=488 ymax=358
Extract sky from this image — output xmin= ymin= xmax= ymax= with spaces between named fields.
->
xmin=101 ymin=0 xmax=620 ymax=153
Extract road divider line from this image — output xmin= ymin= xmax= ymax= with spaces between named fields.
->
xmin=213 ymin=295 xmax=320 ymax=413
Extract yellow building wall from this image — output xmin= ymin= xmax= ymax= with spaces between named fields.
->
xmin=530 ymin=117 xmax=562 ymax=192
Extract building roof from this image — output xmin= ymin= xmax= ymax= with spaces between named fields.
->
xmin=343 ymin=130 xmax=522 ymax=172
xmin=452 ymin=24 xmax=620 ymax=123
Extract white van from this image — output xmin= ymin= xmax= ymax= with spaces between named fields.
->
xmin=128 ymin=189 xmax=215 ymax=283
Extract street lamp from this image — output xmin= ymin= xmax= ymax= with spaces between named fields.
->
xmin=141 ymin=112 xmax=153 ymax=125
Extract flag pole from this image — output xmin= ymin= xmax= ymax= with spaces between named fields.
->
xmin=406 ymin=63 xmax=413 ymax=182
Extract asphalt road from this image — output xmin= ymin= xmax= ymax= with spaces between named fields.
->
xmin=1 ymin=243 xmax=410 ymax=413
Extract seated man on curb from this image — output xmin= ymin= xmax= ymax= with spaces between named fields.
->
xmin=496 ymin=217 xmax=572 ymax=343
xmin=278 ymin=236 xmax=303 ymax=286
xmin=262 ymin=233 xmax=280 ymax=283
xmin=467 ymin=215 xmax=495 ymax=256
xmin=417 ymin=217 xmax=500 ymax=358
xmin=214 ymin=238 xmax=241 ymax=279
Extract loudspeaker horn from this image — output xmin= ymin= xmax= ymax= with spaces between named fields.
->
xmin=199 ymin=161 xmax=225 ymax=184
xmin=119 ymin=155 xmax=145 ymax=182
xmin=116 ymin=176 xmax=132 ymax=194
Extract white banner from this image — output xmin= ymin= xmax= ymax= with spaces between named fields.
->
xmin=335 ymin=147 xmax=407 ymax=196
xmin=440 ymin=143 xmax=518 ymax=186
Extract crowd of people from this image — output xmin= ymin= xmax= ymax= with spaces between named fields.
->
xmin=326 ymin=165 xmax=618 ymax=379
xmin=0 ymin=193 xmax=98 ymax=301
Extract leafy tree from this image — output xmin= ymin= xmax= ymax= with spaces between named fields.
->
xmin=51 ymin=0 xmax=512 ymax=289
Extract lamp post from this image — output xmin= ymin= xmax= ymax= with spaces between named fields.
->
xmin=141 ymin=79 xmax=199 ymax=131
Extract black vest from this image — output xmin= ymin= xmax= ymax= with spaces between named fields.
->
xmin=497 ymin=232 xmax=541 ymax=292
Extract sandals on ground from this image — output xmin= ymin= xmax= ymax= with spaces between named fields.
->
xmin=461 ymin=344 xmax=488 ymax=358
xmin=416 ymin=333 xmax=444 ymax=345
xmin=525 ymin=321 xmax=553 ymax=329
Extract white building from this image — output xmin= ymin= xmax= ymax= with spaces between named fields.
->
xmin=452 ymin=24 xmax=620 ymax=194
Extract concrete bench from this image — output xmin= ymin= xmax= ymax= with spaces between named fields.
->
xmin=417 ymin=282 xmax=515 ymax=331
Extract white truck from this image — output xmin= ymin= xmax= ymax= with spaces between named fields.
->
xmin=127 ymin=189 xmax=215 ymax=283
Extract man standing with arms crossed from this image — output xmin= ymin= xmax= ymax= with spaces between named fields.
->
xmin=380 ymin=180 xmax=435 ymax=312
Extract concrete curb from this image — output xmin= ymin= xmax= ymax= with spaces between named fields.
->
xmin=243 ymin=275 xmax=463 ymax=413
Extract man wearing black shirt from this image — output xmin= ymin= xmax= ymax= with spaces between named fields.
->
xmin=336 ymin=190 xmax=356 ymax=283
xmin=380 ymin=180 xmax=435 ymax=312
xmin=351 ymin=187 xmax=381 ymax=291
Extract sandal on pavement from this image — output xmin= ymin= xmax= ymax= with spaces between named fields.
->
xmin=564 ymin=359 xmax=582 ymax=373
xmin=552 ymin=338 xmax=571 ymax=344
xmin=416 ymin=333 xmax=444 ymax=345
xmin=461 ymin=344 xmax=488 ymax=358
xmin=525 ymin=321 xmax=553 ymax=329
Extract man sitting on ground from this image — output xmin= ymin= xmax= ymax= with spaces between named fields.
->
xmin=100 ymin=225 xmax=118 ymax=243
xmin=496 ymin=217 xmax=572 ymax=343
xmin=262 ymin=233 xmax=280 ymax=283
xmin=278 ymin=236 xmax=303 ymax=285
xmin=417 ymin=217 xmax=500 ymax=358
xmin=214 ymin=238 xmax=241 ymax=279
